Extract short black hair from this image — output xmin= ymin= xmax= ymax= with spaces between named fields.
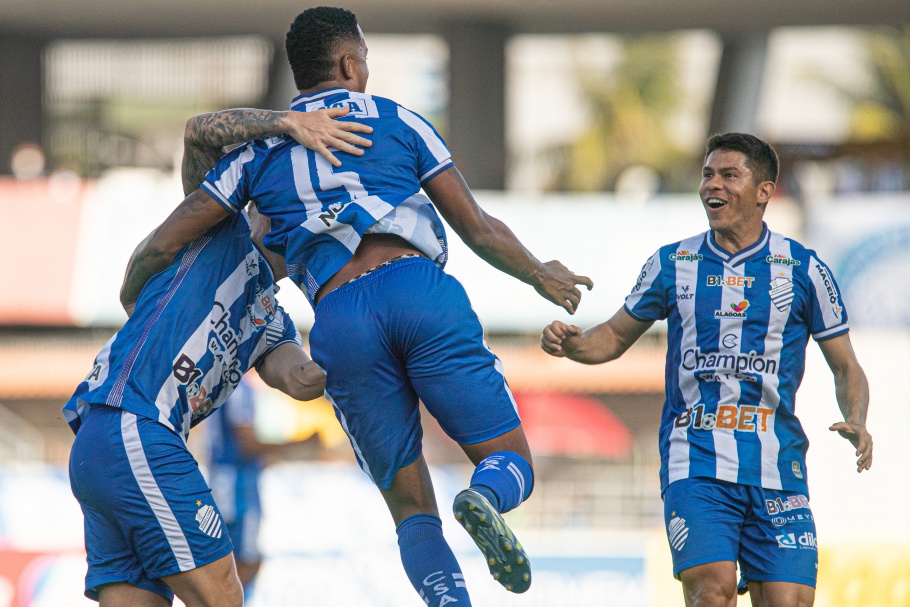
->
xmin=285 ymin=7 xmax=360 ymax=90
xmin=705 ymin=132 xmax=779 ymax=185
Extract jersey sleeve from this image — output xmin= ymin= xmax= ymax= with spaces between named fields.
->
xmin=805 ymin=254 xmax=849 ymax=341
xmin=253 ymin=305 xmax=303 ymax=370
xmin=200 ymin=141 xmax=259 ymax=214
xmin=623 ymin=250 xmax=670 ymax=322
xmin=396 ymin=106 xmax=454 ymax=184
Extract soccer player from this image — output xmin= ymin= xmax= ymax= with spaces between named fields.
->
xmin=206 ymin=377 xmax=321 ymax=598
xmin=121 ymin=7 xmax=593 ymax=605
xmin=541 ymin=133 xmax=873 ymax=607
xmin=65 ymin=110 xmax=371 ymax=607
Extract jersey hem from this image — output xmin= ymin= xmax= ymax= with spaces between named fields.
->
xmin=200 ymin=182 xmax=240 ymax=213
xmin=624 ymin=304 xmax=657 ymax=323
xmin=813 ymin=325 xmax=849 ymax=342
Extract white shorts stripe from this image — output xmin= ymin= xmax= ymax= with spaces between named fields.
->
xmin=120 ymin=412 xmax=196 ymax=571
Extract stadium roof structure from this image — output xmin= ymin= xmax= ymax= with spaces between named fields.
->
xmin=1 ymin=0 xmax=908 ymax=38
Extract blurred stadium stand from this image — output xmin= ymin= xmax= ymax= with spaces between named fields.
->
xmin=2 ymin=3 xmax=910 ymax=606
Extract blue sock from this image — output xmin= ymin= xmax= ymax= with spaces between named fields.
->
xmin=469 ymin=451 xmax=534 ymax=514
xmin=396 ymin=514 xmax=471 ymax=607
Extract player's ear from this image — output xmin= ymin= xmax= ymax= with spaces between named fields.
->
xmin=339 ymin=53 xmax=356 ymax=81
xmin=756 ymin=180 xmax=775 ymax=204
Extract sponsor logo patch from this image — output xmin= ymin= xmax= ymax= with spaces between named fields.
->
xmin=670 ymin=250 xmax=703 ymax=262
xmin=766 ymin=494 xmax=810 ymax=515
xmin=767 ymin=254 xmax=801 ymax=266
xmin=777 ymin=533 xmax=797 ymax=549
xmin=674 ymin=403 xmax=774 ymax=432
xmin=707 ymin=275 xmax=755 ymax=288
xmin=715 ymin=300 xmax=749 ymax=319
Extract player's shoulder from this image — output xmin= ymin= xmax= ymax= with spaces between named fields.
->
xmin=656 ymin=231 xmax=710 ymax=262
xmin=768 ymin=230 xmax=829 ymax=273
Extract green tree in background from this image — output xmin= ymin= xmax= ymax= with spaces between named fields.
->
xmin=808 ymin=26 xmax=910 ymax=141
xmin=546 ymin=34 xmax=702 ymax=193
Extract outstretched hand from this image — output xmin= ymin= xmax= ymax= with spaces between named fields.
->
xmin=829 ymin=421 xmax=873 ymax=473
xmin=282 ymin=107 xmax=373 ymax=167
xmin=540 ymin=320 xmax=583 ymax=357
xmin=533 ymin=260 xmax=594 ymax=314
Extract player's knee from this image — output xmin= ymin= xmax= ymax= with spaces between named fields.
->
xmin=683 ymin=578 xmax=737 ymax=607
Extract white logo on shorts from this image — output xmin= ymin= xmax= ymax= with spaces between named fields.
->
xmin=195 ymin=504 xmax=223 ymax=539
xmin=668 ymin=516 xmax=689 ymax=551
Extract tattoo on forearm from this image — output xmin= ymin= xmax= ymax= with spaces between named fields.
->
xmin=182 ymin=109 xmax=284 ymax=194
xmin=186 ymin=109 xmax=282 ymax=149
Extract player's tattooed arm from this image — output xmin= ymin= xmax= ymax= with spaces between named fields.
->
xmin=424 ymin=167 xmax=594 ymax=314
xmin=120 ymin=190 xmax=229 ymax=315
xmin=819 ymin=333 xmax=873 ymax=472
xmin=182 ymin=106 xmax=374 ymax=194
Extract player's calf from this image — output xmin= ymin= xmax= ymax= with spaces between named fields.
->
xmin=397 ymin=513 xmax=472 ymax=607
xmin=453 ymin=451 xmax=534 ymax=593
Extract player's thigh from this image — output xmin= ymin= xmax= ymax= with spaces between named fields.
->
xmin=310 ymin=278 xmax=422 ymax=489
xmin=663 ymin=478 xmax=746 ymax=586
xmin=738 ymin=487 xmax=818 ymax=592
xmin=98 ymin=582 xmax=171 ymax=607
xmin=747 ymin=580 xmax=815 ymax=607
xmin=679 ymin=561 xmax=739 ymax=607
xmin=402 ymin=267 xmax=521 ymax=447
xmin=162 ymin=553 xmax=243 ymax=607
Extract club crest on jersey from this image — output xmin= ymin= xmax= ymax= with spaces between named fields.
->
xmin=668 ymin=516 xmax=689 ymax=551
xmin=714 ymin=300 xmax=749 ymax=318
xmin=670 ymin=250 xmax=703 ymax=262
xmin=195 ymin=504 xmax=223 ymax=539
xmin=769 ymin=276 xmax=794 ymax=311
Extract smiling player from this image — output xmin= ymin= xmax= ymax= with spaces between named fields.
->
xmin=541 ymin=132 xmax=872 ymax=607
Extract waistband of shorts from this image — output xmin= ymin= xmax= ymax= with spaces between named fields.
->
xmin=316 ymin=254 xmax=432 ymax=309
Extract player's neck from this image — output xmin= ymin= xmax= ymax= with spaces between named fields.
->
xmin=712 ymin=223 xmax=764 ymax=254
xmin=297 ymin=80 xmax=357 ymax=97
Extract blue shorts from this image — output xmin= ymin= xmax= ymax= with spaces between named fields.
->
xmin=69 ymin=404 xmax=233 ymax=601
xmin=663 ymin=477 xmax=818 ymax=588
xmin=309 ymin=256 xmax=521 ymax=489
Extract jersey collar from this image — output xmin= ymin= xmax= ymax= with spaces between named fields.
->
xmin=290 ymin=88 xmax=350 ymax=110
xmin=705 ymin=223 xmax=770 ymax=267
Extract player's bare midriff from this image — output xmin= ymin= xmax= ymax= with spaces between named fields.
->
xmin=314 ymin=233 xmax=425 ymax=305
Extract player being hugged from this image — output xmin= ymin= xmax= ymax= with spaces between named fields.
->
xmin=541 ymin=133 xmax=872 ymax=607
xmin=116 ymin=6 xmax=593 ymax=606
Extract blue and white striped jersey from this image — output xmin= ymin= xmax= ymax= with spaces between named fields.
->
xmin=625 ymin=224 xmax=849 ymax=494
xmin=201 ymin=88 xmax=453 ymax=305
xmin=62 ymin=212 xmax=301 ymax=440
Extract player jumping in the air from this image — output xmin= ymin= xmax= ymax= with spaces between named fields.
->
xmin=541 ymin=133 xmax=872 ymax=607
xmin=121 ymin=7 xmax=593 ymax=605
